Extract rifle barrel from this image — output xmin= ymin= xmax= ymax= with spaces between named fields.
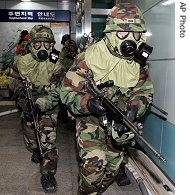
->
xmin=123 ymin=116 xmax=166 ymax=163
xmin=104 ymin=97 xmax=167 ymax=163
xmin=22 ymin=79 xmax=44 ymax=157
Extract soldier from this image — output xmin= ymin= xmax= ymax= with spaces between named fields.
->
xmin=16 ymin=24 xmax=65 ymax=193
xmin=59 ymin=35 xmax=77 ymax=70
xmin=57 ymin=35 xmax=78 ymax=122
xmin=35 ymin=3 xmax=154 ymax=194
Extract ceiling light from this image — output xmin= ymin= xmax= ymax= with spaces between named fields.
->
xmin=21 ymin=0 xmax=31 ymax=2
xmin=145 ymin=31 xmax=152 ymax=37
xmin=162 ymin=0 xmax=175 ymax=6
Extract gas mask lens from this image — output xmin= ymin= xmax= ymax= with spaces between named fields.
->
xmin=33 ymin=41 xmax=51 ymax=50
xmin=116 ymin=31 xmax=141 ymax=41
xmin=33 ymin=42 xmax=41 ymax=50
xmin=33 ymin=41 xmax=52 ymax=61
xmin=44 ymin=42 xmax=51 ymax=50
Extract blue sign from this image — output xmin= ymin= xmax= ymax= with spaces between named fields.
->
xmin=0 ymin=10 xmax=70 ymax=22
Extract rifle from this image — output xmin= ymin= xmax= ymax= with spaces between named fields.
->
xmin=85 ymin=70 xmax=166 ymax=163
xmin=78 ymin=32 xmax=99 ymax=53
xmin=22 ymin=78 xmax=43 ymax=157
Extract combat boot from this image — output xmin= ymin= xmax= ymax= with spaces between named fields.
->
xmin=41 ymin=173 xmax=57 ymax=193
xmin=115 ymin=162 xmax=131 ymax=186
xmin=31 ymin=149 xmax=42 ymax=164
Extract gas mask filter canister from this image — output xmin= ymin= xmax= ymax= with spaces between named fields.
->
xmin=120 ymin=40 xmax=153 ymax=66
xmin=116 ymin=32 xmax=153 ymax=65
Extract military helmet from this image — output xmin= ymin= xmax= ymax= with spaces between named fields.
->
xmin=29 ymin=24 xmax=55 ymax=43
xmin=103 ymin=3 xmax=146 ymax=33
xmin=61 ymin=34 xmax=71 ymax=45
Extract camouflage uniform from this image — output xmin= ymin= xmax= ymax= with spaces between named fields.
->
xmin=16 ymin=25 xmax=65 ymax=193
xmin=57 ymin=38 xmax=78 ymax=122
xmin=36 ymin=3 xmax=154 ymax=195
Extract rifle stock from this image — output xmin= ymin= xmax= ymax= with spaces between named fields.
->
xmin=85 ymin=71 xmax=166 ymax=163
xmin=22 ymin=79 xmax=43 ymax=157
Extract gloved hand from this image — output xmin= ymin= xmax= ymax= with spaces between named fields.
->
xmin=87 ymin=97 xmax=106 ymax=116
xmin=113 ymin=104 xmax=138 ymax=136
xmin=33 ymin=104 xmax=42 ymax=117
xmin=113 ymin=122 xmax=129 ymax=137
xmin=15 ymin=87 xmax=26 ymax=99
xmin=125 ymin=104 xmax=138 ymax=123
xmin=24 ymin=112 xmax=33 ymax=123
xmin=24 ymin=104 xmax=41 ymax=123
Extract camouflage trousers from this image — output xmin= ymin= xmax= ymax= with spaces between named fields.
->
xmin=76 ymin=119 xmax=124 ymax=195
xmin=22 ymin=113 xmax=58 ymax=175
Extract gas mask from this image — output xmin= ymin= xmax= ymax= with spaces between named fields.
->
xmin=30 ymin=41 xmax=53 ymax=62
xmin=64 ymin=47 xmax=75 ymax=60
xmin=63 ymin=40 xmax=77 ymax=60
xmin=105 ymin=32 xmax=153 ymax=66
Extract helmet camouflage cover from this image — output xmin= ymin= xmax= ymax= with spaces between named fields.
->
xmin=29 ymin=24 xmax=55 ymax=43
xmin=61 ymin=34 xmax=71 ymax=45
xmin=104 ymin=3 xmax=146 ymax=33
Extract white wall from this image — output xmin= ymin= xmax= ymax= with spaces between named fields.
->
xmin=126 ymin=0 xmax=175 ymax=124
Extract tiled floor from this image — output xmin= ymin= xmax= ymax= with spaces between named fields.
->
xmin=0 ymin=105 xmax=142 ymax=195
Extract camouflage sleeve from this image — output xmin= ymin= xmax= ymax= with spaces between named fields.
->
xmin=36 ymin=53 xmax=91 ymax=115
xmin=35 ymin=67 xmax=66 ymax=111
xmin=50 ymin=66 xmax=67 ymax=87
xmin=128 ymin=66 xmax=154 ymax=117
xmin=57 ymin=54 xmax=91 ymax=115
xmin=35 ymin=88 xmax=60 ymax=112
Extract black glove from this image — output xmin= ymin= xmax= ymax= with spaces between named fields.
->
xmin=113 ymin=104 xmax=138 ymax=136
xmin=33 ymin=104 xmax=42 ymax=117
xmin=24 ymin=113 xmax=33 ymax=123
xmin=113 ymin=122 xmax=129 ymax=137
xmin=24 ymin=104 xmax=41 ymax=123
xmin=15 ymin=87 xmax=26 ymax=99
xmin=125 ymin=104 xmax=138 ymax=123
xmin=87 ymin=97 xmax=106 ymax=116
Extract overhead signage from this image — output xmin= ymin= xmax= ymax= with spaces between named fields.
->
xmin=0 ymin=10 xmax=70 ymax=22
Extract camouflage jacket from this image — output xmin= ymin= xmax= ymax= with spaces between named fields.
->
xmin=17 ymin=53 xmax=66 ymax=114
xmin=58 ymin=49 xmax=74 ymax=70
xmin=36 ymin=42 xmax=154 ymax=119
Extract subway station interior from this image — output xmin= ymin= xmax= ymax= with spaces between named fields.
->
xmin=0 ymin=0 xmax=175 ymax=195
